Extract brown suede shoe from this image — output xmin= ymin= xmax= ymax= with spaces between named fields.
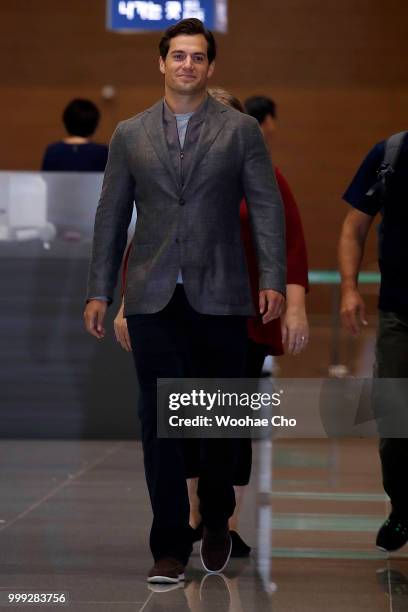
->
xmin=200 ymin=526 xmax=232 ymax=573
xmin=147 ymin=557 xmax=186 ymax=584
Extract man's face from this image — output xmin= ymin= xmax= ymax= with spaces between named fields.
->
xmin=159 ymin=34 xmax=215 ymax=96
xmin=260 ymin=114 xmax=277 ymax=144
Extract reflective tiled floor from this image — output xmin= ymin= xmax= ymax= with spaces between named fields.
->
xmin=1 ymin=438 xmax=408 ymax=611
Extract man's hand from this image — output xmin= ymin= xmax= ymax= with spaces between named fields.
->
xmin=259 ymin=289 xmax=285 ymax=324
xmin=114 ymin=300 xmax=132 ymax=352
xmin=83 ymin=299 xmax=107 ymax=339
xmin=340 ymin=287 xmax=368 ymax=336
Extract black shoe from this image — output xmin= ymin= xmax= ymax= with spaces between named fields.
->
xmin=376 ymin=513 xmax=408 ymax=552
xmin=189 ymin=522 xmax=204 ymax=543
xmin=229 ymin=530 xmax=251 ymax=558
xmin=200 ymin=525 xmax=232 ymax=573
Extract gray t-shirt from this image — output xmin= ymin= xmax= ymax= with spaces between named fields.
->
xmin=175 ymin=112 xmax=194 ymax=149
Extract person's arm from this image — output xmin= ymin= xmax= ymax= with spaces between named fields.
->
xmin=281 ymin=285 xmax=308 ymax=354
xmin=275 ymin=169 xmax=309 ymax=353
xmin=84 ymin=123 xmax=135 ymax=339
xmin=242 ymin=118 xmax=286 ymax=323
xmin=276 ymin=169 xmax=309 ymax=290
xmin=338 ymin=208 xmax=375 ymax=335
xmin=339 ymin=141 xmax=384 ymax=336
xmin=121 ymin=243 xmax=132 ymax=293
xmin=113 ymin=244 xmax=132 ymax=351
xmin=114 ymin=296 xmax=132 ymax=352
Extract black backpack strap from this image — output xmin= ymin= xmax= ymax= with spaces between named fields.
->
xmin=366 ymin=131 xmax=407 ymax=199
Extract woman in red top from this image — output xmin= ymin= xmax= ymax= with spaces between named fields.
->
xmin=114 ymin=89 xmax=309 ymax=556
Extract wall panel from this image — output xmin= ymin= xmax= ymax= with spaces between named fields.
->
xmin=1 ymin=0 xmax=407 ymax=269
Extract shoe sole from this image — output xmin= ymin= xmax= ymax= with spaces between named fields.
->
xmin=147 ymin=573 xmax=185 ymax=584
xmin=148 ymin=583 xmax=184 ymax=593
xmin=200 ymin=537 xmax=232 ymax=573
xmin=376 ymin=544 xmax=407 ymax=553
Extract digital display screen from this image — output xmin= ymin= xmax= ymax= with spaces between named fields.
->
xmin=107 ymin=0 xmax=227 ymax=32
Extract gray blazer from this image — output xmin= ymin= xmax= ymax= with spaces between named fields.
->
xmin=87 ymin=96 xmax=286 ymax=316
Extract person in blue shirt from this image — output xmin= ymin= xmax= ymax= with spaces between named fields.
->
xmin=339 ymin=132 xmax=408 ymax=553
xmin=41 ymin=98 xmax=108 ymax=172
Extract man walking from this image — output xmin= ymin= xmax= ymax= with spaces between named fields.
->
xmin=84 ymin=19 xmax=285 ymax=582
xmin=339 ymin=130 xmax=408 ymax=552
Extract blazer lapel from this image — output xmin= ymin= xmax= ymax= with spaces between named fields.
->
xmin=141 ymin=100 xmax=180 ymax=191
xmin=182 ymin=97 xmax=228 ymax=193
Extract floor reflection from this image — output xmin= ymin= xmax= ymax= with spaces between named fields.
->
xmin=1 ymin=439 xmax=408 ymax=611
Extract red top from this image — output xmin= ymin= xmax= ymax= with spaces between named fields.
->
xmin=122 ymin=167 xmax=308 ymax=356
xmin=241 ymin=167 xmax=309 ymax=355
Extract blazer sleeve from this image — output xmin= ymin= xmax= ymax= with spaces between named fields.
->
xmin=241 ymin=117 xmax=286 ymax=296
xmin=86 ymin=123 xmax=135 ymax=303
xmin=275 ymin=168 xmax=309 ymax=292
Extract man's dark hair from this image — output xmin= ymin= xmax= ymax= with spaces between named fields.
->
xmin=244 ymin=96 xmax=277 ymax=125
xmin=62 ymin=99 xmax=101 ymax=137
xmin=159 ymin=18 xmax=216 ymax=64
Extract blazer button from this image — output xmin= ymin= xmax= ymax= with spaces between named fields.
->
xmin=179 ymin=198 xmax=185 ymax=206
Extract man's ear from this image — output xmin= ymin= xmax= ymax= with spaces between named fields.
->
xmin=207 ymin=61 xmax=215 ymax=79
xmin=159 ymin=56 xmax=165 ymax=75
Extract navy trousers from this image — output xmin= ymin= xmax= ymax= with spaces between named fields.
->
xmin=127 ymin=285 xmax=247 ymax=563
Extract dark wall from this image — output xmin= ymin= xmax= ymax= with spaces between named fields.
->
xmin=1 ymin=0 xmax=407 ymax=268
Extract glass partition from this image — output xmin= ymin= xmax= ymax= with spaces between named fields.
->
xmin=0 ymin=172 xmax=137 ymax=438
